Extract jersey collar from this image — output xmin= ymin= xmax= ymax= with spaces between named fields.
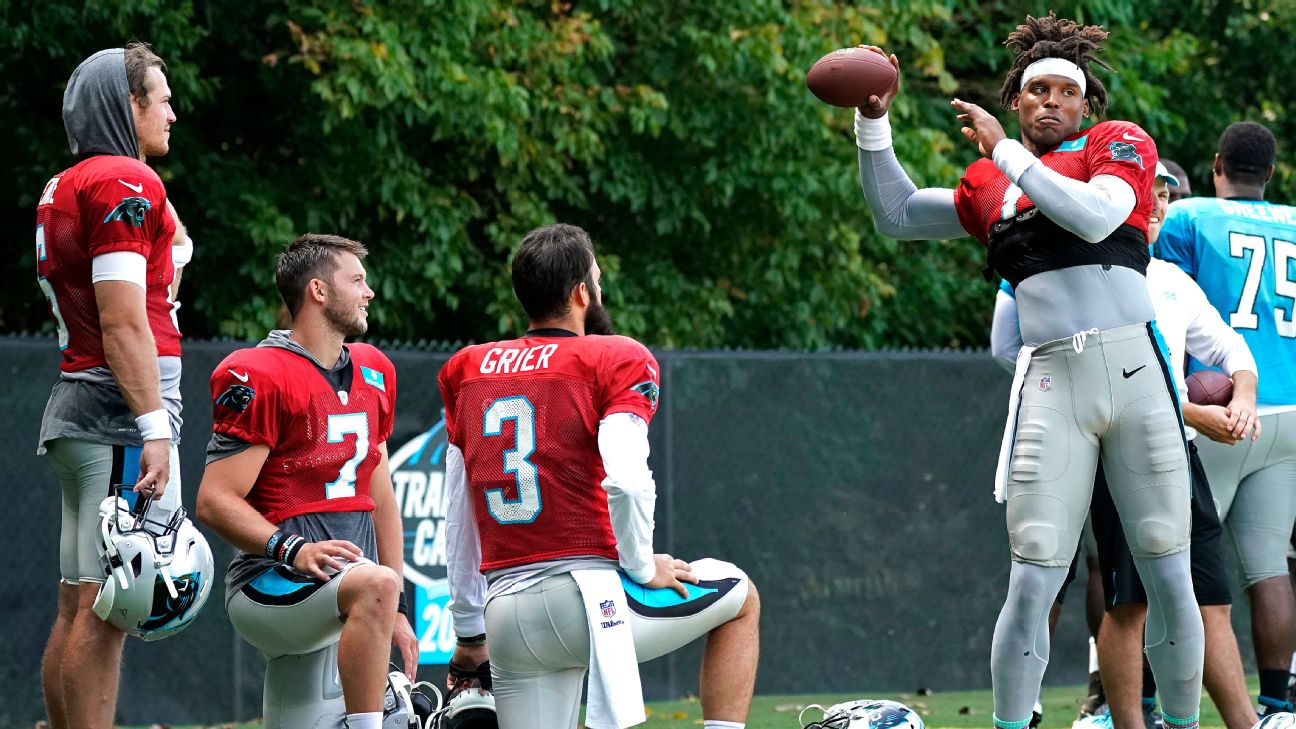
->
xmin=524 ymin=328 xmax=579 ymax=338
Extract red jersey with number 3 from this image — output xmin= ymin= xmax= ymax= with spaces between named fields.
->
xmin=210 ymin=343 xmax=397 ymax=525
xmin=953 ymin=120 xmax=1158 ymax=244
xmin=35 ymin=155 xmax=179 ymax=372
xmin=438 ymin=333 xmax=661 ymax=571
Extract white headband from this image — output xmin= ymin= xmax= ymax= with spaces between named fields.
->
xmin=1019 ymin=57 xmax=1087 ymax=95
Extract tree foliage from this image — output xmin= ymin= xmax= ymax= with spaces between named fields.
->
xmin=3 ymin=0 xmax=1294 ymax=349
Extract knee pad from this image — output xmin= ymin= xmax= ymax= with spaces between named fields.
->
xmin=1011 ymin=522 xmax=1060 ymax=564
xmin=1132 ymin=517 xmax=1183 ymax=558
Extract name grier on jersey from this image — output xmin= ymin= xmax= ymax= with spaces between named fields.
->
xmin=479 ymin=343 xmax=560 ymax=375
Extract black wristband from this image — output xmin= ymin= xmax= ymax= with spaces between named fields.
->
xmin=456 ymin=632 xmax=486 ymax=647
xmin=265 ymin=530 xmax=288 ymax=560
xmin=397 ymin=591 xmax=409 ymax=617
xmin=279 ymin=534 xmax=307 ymax=567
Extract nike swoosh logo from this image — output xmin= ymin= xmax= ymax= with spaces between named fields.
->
xmin=1122 ymin=133 xmax=1144 ymax=142
xmin=228 ymin=369 xmax=249 ymax=382
xmin=1122 ymin=365 xmax=1147 ymax=379
xmin=118 ymin=180 xmax=144 ymax=193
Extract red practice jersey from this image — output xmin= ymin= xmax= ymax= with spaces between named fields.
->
xmin=210 ymin=343 xmax=397 ymax=525
xmin=438 ymin=333 xmax=662 ymax=572
xmin=954 ymin=120 xmax=1158 ymax=244
xmin=35 ymin=155 xmax=179 ymax=372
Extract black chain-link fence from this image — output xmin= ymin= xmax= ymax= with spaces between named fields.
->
xmin=0 ymin=337 xmax=1255 ymax=726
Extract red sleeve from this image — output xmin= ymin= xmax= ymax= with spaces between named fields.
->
xmin=379 ymin=355 xmax=397 ymax=443
xmin=597 ymin=339 xmax=661 ymax=424
xmin=80 ymin=160 xmax=171 ymax=259
xmin=1084 ymin=121 xmax=1158 ymax=205
xmin=437 ymin=354 xmax=461 ymax=446
xmin=952 ymin=160 xmax=995 ymax=245
xmin=210 ymin=355 xmax=282 ymax=448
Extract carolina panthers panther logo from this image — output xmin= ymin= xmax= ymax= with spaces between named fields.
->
xmin=216 ymin=384 xmax=255 ymax=412
xmin=102 ymin=196 xmax=152 ymax=227
xmin=141 ymin=572 xmax=203 ymax=630
xmin=1108 ymin=141 xmax=1144 ymax=170
xmin=630 ymin=380 xmax=660 ymax=413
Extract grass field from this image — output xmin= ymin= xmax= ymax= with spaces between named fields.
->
xmin=124 ymin=677 xmax=1258 ymax=729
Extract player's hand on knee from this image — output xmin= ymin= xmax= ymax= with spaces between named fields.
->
xmin=645 ymin=553 xmax=699 ymax=598
xmin=294 ymin=539 xmax=363 ymax=580
xmin=135 ymin=438 xmax=171 ymax=499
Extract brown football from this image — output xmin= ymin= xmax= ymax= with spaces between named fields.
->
xmin=1186 ymin=370 xmax=1233 ymax=407
xmin=806 ymin=47 xmax=897 ymax=108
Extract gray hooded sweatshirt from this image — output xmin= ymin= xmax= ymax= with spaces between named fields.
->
xmin=38 ymin=49 xmax=182 ymax=453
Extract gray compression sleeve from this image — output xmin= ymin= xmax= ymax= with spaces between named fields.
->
xmin=991 ymin=562 xmax=1070 ymax=725
xmin=994 ymin=140 xmax=1136 ymax=243
xmin=1134 ymin=550 xmax=1204 ymax=721
xmin=856 ymin=146 xmax=968 ymax=240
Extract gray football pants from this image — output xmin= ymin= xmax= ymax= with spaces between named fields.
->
xmin=1194 ymin=409 xmax=1296 ymax=587
xmin=485 ymin=560 xmax=749 ymax=729
xmin=994 ymin=323 xmax=1202 ymax=724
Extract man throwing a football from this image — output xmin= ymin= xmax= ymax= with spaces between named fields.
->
xmin=852 ymin=13 xmax=1205 ymax=729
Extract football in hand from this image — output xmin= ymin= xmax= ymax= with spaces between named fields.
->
xmin=1186 ymin=370 xmax=1233 ymax=407
xmin=806 ymin=47 xmax=897 ymax=108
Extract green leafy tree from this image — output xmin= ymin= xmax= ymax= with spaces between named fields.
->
xmin=3 ymin=1 xmax=1292 ymax=349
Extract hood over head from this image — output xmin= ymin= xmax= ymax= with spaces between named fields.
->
xmin=62 ymin=48 xmax=139 ymax=160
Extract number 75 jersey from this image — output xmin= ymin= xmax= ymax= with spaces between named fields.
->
xmin=209 ymin=343 xmax=397 ymax=524
xmin=1155 ymin=197 xmax=1296 ymax=406
xmin=438 ymin=333 xmax=661 ymax=571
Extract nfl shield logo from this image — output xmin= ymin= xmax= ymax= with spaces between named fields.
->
xmin=1039 ymin=375 xmax=1052 ymax=392
xmin=600 ymin=600 xmax=616 ymax=618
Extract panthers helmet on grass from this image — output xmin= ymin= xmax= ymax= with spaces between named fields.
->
xmin=91 ymin=486 xmax=213 ymax=640
xmin=1254 ymin=713 xmax=1296 ymax=729
xmin=383 ymin=661 xmax=497 ymax=729
xmin=802 ymin=699 xmax=925 ymax=729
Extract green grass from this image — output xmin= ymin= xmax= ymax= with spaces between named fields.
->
xmin=125 ymin=678 xmax=1258 ymax=729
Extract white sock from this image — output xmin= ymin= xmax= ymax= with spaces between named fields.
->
xmin=1089 ymin=636 xmax=1100 ymax=673
xmin=345 ymin=712 xmax=382 ymax=729
xmin=703 ymin=721 xmax=745 ymax=729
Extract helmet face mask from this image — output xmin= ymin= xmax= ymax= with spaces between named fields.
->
xmin=92 ymin=485 xmax=214 ymax=641
xmin=802 ymin=700 xmax=926 ymax=729
xmin=382 ymin=662 xmax=498 ymax=729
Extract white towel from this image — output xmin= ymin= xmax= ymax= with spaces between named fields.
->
xmin=994 ymin=344 xmax=1036 ymax=503
xmin=571 ymin=568 xmax=645 ymax=729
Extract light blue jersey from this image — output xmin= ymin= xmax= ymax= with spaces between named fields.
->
xmin=1155 ymin=197 xmax=1296 ymax=406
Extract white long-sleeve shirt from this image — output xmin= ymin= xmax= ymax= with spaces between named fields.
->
xmin=990 ymin=258 xmax=1257 ymax=440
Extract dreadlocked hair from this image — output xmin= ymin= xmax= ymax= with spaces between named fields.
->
xmin=999 ymin=12 xmax=1113 ymax=116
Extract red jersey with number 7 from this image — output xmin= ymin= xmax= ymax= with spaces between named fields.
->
xmin=438 ymin=332 xmax=661 ymax=571
xmin=35 ymin=155 xmax=179 ymax=372
xmin=953 ymin=120 xmax=1158 ymax=244
xmin=210 ymin=342 xmax=397 ymax=525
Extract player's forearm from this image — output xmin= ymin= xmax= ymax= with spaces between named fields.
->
xmin=167 ymin=198 xmax=190 ymax=298
xmin=598 ymin=413 xmax=657 ymax=584
xmin=1230 ymin=369 xmax=1258 ymax=403
xmin=101 ymin=312 xmax=165 ymax=419
xmin=194 ymin=483 xmax=279 ymax=555
xmin=444 ymin=443 xmax=486 ymax=635
xmin=993 ymin=141 xmax=1135 ymax=243
xmin=854 ymin=112 xmax=967 ymax=241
